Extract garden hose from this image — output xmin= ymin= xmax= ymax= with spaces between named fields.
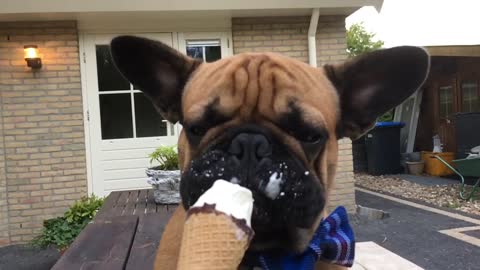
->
xmin=433 ymin=156 xmax=480 ymax=201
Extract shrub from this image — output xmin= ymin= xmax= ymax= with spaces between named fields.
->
xmin=64 ymin=195 xmax=104 ymax=224
xmin=148 ymin=145 xmax=179 ymax=170
xmin=32 ymin=195 xmax=104 ymax=249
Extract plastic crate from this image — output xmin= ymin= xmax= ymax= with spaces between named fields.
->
xmin=421 ymin=151 xmax=455 ymax=176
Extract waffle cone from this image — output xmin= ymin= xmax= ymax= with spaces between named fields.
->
xmin=177 ymin=209 xmax=253 ymax=270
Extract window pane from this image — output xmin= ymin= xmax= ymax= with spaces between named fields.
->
xmin=205 ymin=46 xmax=221 ymax=62
xmin=134 ymin=93 xmax=167 ymax=137
xmin=186 ymin=46 xmax=203 ymax=60
xmin=439 ymin=86 xmax=453 ymax=119
xmin=461 ymin=82 xmax=479 ymax=113
xmin=96 ymin=45 xmax=130 ymax=91
xmin=100 ymin=94 xmax=133 ymax=139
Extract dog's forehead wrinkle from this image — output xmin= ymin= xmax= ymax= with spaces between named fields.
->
xmin=183 ymin=52 xmax=338 ymax=131
xmin=209 ymin=55 xmax=291 ymax=108
xmin=239 ymin=56 xmax=269 ymax=117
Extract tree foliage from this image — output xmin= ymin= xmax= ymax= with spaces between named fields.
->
xmin=346 ymin=23 xmax=384 ymax=57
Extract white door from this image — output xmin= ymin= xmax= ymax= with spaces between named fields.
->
xmin=82 ymin=32 xmax=230 ymax=196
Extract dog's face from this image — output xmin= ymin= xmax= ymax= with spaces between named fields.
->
xmin=111 ymin=36 xmax=429 ymax=253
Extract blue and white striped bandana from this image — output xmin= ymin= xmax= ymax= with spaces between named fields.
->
xmin=258 ymin=206 xmax=355 ymax=270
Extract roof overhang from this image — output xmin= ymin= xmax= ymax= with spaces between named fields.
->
xmin=426 ymin=45 xmax=480 ymax=57
xmin=0 ymin=0 xmax=383 ymax=32
xmin=1 ymin=0 xmax=383 ymax=14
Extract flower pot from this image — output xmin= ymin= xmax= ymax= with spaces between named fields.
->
xmin=146 ymin=168 xmax=181 ymax=204
xmin=405 ymin=161 xmax=424 ymax=175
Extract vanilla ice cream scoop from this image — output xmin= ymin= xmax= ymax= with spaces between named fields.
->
xmin=177 ymin=180 xmax=255 ymax=270
xmin=192 ymin=179 xmax=254 ymax=226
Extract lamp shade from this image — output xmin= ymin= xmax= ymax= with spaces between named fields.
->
xmin=23 ymin=45 xmax=42 ymax=69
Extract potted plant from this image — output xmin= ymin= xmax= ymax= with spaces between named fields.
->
xmin=146 ymin=145 xmax=181 ymax=204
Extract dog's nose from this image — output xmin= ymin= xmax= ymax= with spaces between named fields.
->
xmin=228 ymin=133 xmax=272 ymax=163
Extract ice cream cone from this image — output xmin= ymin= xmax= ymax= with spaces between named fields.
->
xmin=176 ymin=180 xmax=254 ymax=270
xmin=177 ymin=205 xmax=253 ymax=270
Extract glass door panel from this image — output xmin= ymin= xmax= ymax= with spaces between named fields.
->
xmin=95 ymin=44 xmax=169 ymax=140
xmin=99 ymin=93 xmax=133 ymax=139
xmin=461 ymin=81 xmax=479 ymax=112
xmin=437 ymin=80 xmax=457 ymax=153
xmin=439 ymin=85 xmax=454 ymax=119
xmin=96 ymin=45 xmax=130 ymax=91
xmin=134 ymin=92 xmax=168 ymax=137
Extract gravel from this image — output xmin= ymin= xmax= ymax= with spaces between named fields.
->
xmin=355 ymin=173 xmax=480 ymax=216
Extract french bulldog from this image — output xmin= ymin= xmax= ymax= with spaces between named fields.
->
xmin=110 ymin=36 xmax=430 ymax=269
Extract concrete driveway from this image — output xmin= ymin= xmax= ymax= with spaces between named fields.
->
xmin=353 ymin=188 xmax=480 ymax=270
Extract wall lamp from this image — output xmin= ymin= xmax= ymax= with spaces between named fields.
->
xmin=24 ymin=45 xmax=42 ymax=69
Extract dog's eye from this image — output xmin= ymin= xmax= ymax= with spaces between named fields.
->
xmin=289 ymin=130 xmax=326 ymax=144
xmin=300 ymin=133 xmax=324 ymax=144
xmin=188 ymin=125 xmax=207 ymax=137
xmin=303 ymin=134 xmax=323 ymax=143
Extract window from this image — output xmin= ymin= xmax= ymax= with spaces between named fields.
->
xmin=96 ymin=45 xmax=168 ymax=140
xmin=185 ymin=40 xmax=221 ymax=62
xmin=439 ymin=85 xmax=454 ymax=119
xmin=461 ymin=81 xmax=479 ymax=113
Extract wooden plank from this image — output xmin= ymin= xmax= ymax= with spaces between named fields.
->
xmin=52 ymin=215 xmax=139 ymax=270
xmin=146 ymin=189 xmax=157 ymax=214
xmin=123 ymin=190 xmax=139 ymax=216
xmin=134 ymin=189 xmax=149 ymax=215
xmin=112 ymin=191 xmax=130 ymax=216
xmin=116 ymin=191 xmax=130 ymax=207
xmin=125 ymin=213 xmax=174 ymax=270
xmin=157 ymin=204 xmax=168 ymax=215
xmin=95 ymin=191 xmax=121 ymax=219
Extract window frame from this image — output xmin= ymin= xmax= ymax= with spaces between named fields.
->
xmin=459 ymin=79 xmax=480 ymax=113
xmin=178 ymin=32 xmax=232 ymax=61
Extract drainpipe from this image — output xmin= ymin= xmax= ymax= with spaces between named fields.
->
xmin=308 ymin=8 xmax=320 ymax=67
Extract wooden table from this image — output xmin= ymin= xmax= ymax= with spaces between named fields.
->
xmin=52 ymin=189 xmax=178 ymax=270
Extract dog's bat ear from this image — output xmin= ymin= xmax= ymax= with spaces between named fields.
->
xmin=110 ymin=36 xmax=201 ymax=124
xmin=324 ymin=46 xmax=430 ymax=139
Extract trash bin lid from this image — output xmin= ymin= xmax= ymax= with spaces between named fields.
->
xmin=375 ymin=121 xmax=405 ymax=128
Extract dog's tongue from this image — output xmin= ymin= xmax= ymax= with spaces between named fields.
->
xmin=192 ymin=179 xmax=254 ymax=227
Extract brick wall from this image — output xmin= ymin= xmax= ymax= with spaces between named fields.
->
xmin=315 ymin=16 xmax=349 ymax=66
xmin=0 ymin=87 xmax=8 ymax=245
xmin=315 ymin=16 xmax=355 ymax=211
xmin=232 ymin=16 xmax=310 ymax=61
xmin=232 ymin=16 xmax=355 ymax=212
xmin=0 ymin=21 xmax=87 ymax=244
xmin=329 ymin=138 xmax=355 ymax=212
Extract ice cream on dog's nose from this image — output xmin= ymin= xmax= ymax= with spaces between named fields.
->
xmin=177 ymin=180 xmax=254 ymax=270
xmin=192 ymin=179 xmax=254 ymax=226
